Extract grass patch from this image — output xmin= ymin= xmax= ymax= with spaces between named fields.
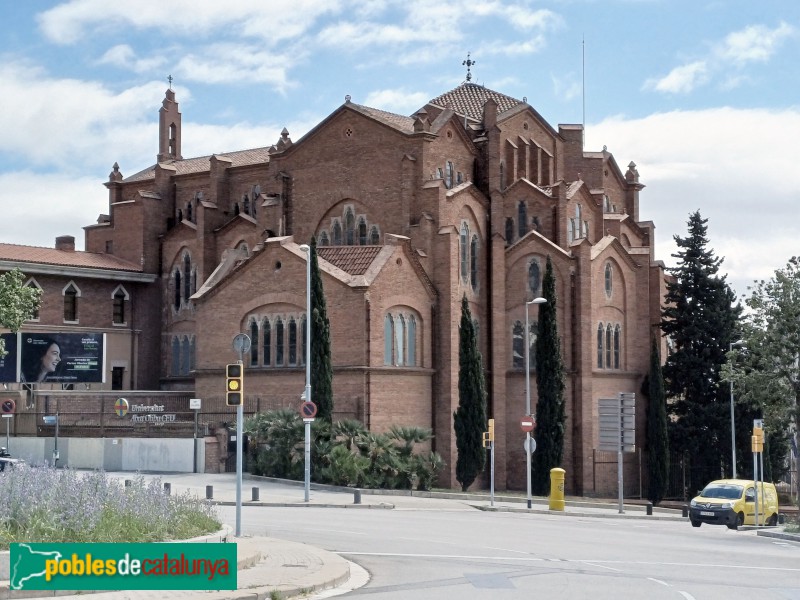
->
xmin=0 ymin=464 xmax=220 ymax=549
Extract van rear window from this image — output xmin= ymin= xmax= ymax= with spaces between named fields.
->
xmin=701 ymin=484 xmax=744 ymax=499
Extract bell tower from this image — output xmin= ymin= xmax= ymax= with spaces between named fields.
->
xmin=158 ymin=79 xmax=182 ymax=163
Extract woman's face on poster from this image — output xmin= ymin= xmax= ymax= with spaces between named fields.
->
xmin=41 ymin=343 xmax=61 ymax=374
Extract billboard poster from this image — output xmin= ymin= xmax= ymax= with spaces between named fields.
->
xmin=0 ymin=333 xmax=18 ymax=383
xmin=20 ymin=333 xmax=105 ymax=384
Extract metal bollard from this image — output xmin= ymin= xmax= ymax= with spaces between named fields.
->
xmin=353 ymin=489 xmax=362 ymax=504
xmin=646 ymin=502 xmax=653 ymax=516
xmin=124 ymin=479 xmax=132 ymax=487
xmin=682 ymin=504 xmax=689 ymax=518
xmin=206 ymin=485 xmax=213 ymax=500
xmin=163 ymin=482 xmax=171 ymax=495
xmin=252 ymin=487 xmax=259 ymax=501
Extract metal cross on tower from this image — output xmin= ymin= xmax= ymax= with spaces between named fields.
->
xmin=168 ymin=74 xmax=173 ymax=89
xmin=462 ymin=53 xmax=475 ymax=82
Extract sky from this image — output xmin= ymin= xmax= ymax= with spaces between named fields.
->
xmin=1 ymin=1 xmax=798 ymax=299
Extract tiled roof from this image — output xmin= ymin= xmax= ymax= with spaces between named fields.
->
xmin=348 ymin=103 xmax=415 ymax=133
xmin=0 ymin=243 xmax=143 ymax=272
xmin=123 ymin=147 xmax=273 ymax=183
xmin=318 ymin=246 xmax=383 ymax=276
xmin=425 ymin=83 xmax=524 ymax=121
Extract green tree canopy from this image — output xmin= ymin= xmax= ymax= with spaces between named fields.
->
xmin=0 ymin=268 xmax=42 ymax=357
xmin=646 ymin=336 xmax=669 ymax=505
xmin=531 ymin=255 xmax=566 ymax=495
xmin=453 ymin=295 xmax=487 ymax=492
xmin=661 ymin=211 xmax=741 ymax=493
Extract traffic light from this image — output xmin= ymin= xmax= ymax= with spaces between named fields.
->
xmin=226 ymin=363 xmax=243 ymax=406
xmin=482 ymin=432 xmax=491 ymax=448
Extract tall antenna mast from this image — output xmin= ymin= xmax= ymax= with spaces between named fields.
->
xmin=582 ymin=37 xmax=586 ymax=130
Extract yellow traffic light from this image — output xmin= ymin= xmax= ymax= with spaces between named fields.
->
xmin=482 ymin=432 xmax=491 ymax=448
xmin=226 ymin=363 xmax=243 ymax=406
xmin=488 ymin=418 xmax=495 ymax=442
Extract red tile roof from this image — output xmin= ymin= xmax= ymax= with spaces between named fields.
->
xmin=318 ymin=246 xmax=383 ymax=276
xmin=0 ymin=243 xmax=143 ymax=272
xmin=426 ymin=83 xmax=523 ymax=121
xmin=123 ymin=146 xmax=273 ymax=183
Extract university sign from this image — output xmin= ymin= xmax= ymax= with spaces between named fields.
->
xmin=9 ymin=542 xmax=237 ymax=591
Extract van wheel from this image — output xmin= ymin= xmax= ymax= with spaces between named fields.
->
xmin=690 ymin=519 xmax=701 ymax=527
xmin=728 ymin=512 xmax=744 ymax=530
xmin=768 ymin=514 xmax=778 ymax=526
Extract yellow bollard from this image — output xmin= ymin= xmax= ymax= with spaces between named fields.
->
xmin=549 ymin=468 xmax=566 ymax=511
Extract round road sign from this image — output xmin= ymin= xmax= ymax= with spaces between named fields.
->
xmin=523 ymin=437 xmax=537 ymax=454
xmin=520 ymin=416 xmax=535 ymax=432
xmin=300 ymin=401 xmax=318 ymax=419
xmin=232 ymin=333 xmax=251 ymax=355
xmin=1 ymin=399 xmax=16 ymax=414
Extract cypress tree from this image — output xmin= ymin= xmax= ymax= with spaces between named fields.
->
xmin=531 ymin=256 xmax=566 ymax=495
xmin=661 ymin=211 xmax=741 ymax=494
xmin=646 ymin=336 xmax=670 ymax=505
xmin=453 ymin=295 xmax=487 ymax=491
xmin=309 ymin=237 xmax=333 ymax=421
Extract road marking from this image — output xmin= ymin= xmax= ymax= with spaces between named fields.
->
xmin=648 ymin=577 xmax=670 ymax=586
xmin=340 ymin=552 xmax=547 ymax=562
xmin=582 ymin=562 xmax=622 ymax=572
xmin=678 ymin=592 xmax=697 ymax=600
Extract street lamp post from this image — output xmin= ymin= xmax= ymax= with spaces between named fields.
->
xmin=729 ymin=340 xmax=745 ymax=479
xmin=299 ymin=244 xmax=313 ymax=502
xmin=525 ymin=296 xmax=547 ymax=509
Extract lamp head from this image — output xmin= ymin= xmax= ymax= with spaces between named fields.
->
xmin=527 ymin=297 xmax=547 ymax=306
xmin=299 ymin=244 xmax=310 ymax=253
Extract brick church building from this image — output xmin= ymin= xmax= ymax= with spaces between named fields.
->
xmin=1 ymin=79 xmax=668 ymax=493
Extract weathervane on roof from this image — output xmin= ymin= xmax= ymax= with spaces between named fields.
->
xmin=462 ymin=53 xmax=475 ymax=82
xmin=168 ymin=74 xmax=173 ymax=90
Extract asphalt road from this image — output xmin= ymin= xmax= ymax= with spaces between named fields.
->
xmin=219 ymin=502 xmax=800 ymax=600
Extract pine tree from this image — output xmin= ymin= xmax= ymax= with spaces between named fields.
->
xmin=453 ymin=295 xmax=487 ymax=491
xmin=531 ymin=256 xmax=566 ymax=495
xmin=309 ymin=237 xmax=333 ymax=421
xmin=646 ymin=336 xmax=670 ymax=505
xmin=661 ymin=211 xmax=741 ymax=494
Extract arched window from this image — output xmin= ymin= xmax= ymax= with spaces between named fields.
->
xmin=445 ymin=161 xmax=454 ymax=189
xmin=407 ymin=316 xmax=417 ymax=366
xmin=470 ymin=235 xmax=479 ymax=291
xmin=25 ymin=279 xmax=41 ymax=320
xmin=518 ymin=201 xmax=528 ymax=238
xmin=345 ymin=208 xmax=355 ymax=245
xmin=275 ymin=318 xmax=284 ymax=366
xmin=605 ymin=262 xmax=613 ymax=296
xmin=181 ymin=336 xmax=191 ymax=374
xmin=288 ymin=317 xmax=297 ymax=366
xmin=250 ymin=186 xmax=259 ymax=218
xmin=63 ymin=283 xmax=79 ymax=322
xmin=460 ymin=222 xmax=469 ymax=282
xmin=395 ymin=315 xmax=405 ymax=366
xmin=528 ymin=259 xmax=541 ymax=296
xmin=242 ymin=194 xmax=250 ymax=215
xmin=301 ymin=316 xmax=307 ymax=365
xmin=319 ymin=231 xmax=330 ymax=246
xmin=358 ymin=218 xmax=367 ymax=245
xmin=234 ymin=203 xmax=240 ymax=216
xmin=174 ymin=270 xmax=181 ymax=310
xmin=505 ymin=217 xmax=514 ymax=244
xmin=499 ymin=163 xmax=505 ymax=189
xmin=250 ymin=321 xmax=259 ymax=366
xmin=190 ymin=337 xmax=196 ymax=371
xmin=183 ymin=254 xmax=191 ymax=303
xmin=614 ymin=324 xmax=621 ymax=369
xmin=332 ymin=221 xmax=342 ymax=246
xmin=187 ymin=202 xmax=193 ymax=222
xmin=606 ymin=324 xmax=613 ymax=368
xmin=112 ymin=287 xmax=127 ymax=324
xmin=262 ymin=319 xmax=271 ymax=366
xmin=512 ymin=321 xmax=524 ymax=368
xmin=528 ymin=322 xmax=538 ymax=372
xmin=171 ymin=337 xmax=180 ymax=376
xmin=384 ymin=315 xmax=393 ymax=365
xmin=370 ymin=226 xmax=380 ymax=245
xmin=597 ymin=323 xmax=604 ymax=368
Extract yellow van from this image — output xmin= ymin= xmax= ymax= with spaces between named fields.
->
xmin=689 ymin=479 xmax=779 ymax=529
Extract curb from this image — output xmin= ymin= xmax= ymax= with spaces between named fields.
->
xmin=214 ymin=501 xmax=394 ymax=509
xmin=472 ymin=504 xmax=688 ymax=521
xmin=756 ymin=529 xmax=800 ymax=543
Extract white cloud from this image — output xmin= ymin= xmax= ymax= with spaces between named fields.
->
xmin=551 ymin=73 xmax=581 ymax=102
xmin=97 ymin=44 xmax=166 ymax=74
xmin=586 ymin=107 xmax=800 ymax=298
xmin=643 ymin=61 xmax=708 ymax=94
xmin=716 ymin=21 xmax=795 ymax=65
xmin=36 ymin=0 xmax=338 ymax=45
xmin=363 ymin=89 xmax=430 ymax=114
xmin=644 ymin=21 xmax=796 ymax=95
